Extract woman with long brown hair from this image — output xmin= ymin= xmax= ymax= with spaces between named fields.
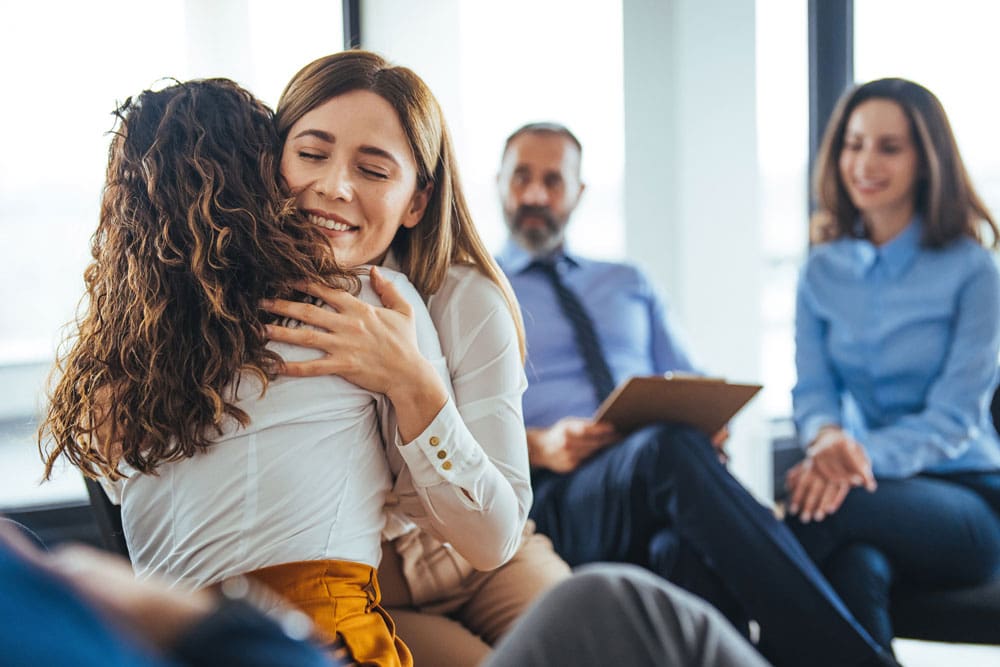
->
xmin=39 ymin=77 xmax=444 ymax=667
xmin=262 ymin=50 xmax=571 ymax=665
xmin=788 ymin=77 xmax=1000 ymax=654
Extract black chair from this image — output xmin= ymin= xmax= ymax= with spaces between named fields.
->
xmin=892 ymin=578 xmax=1000 ymax=644
xmin=0 ymin=517 xmax=47 ymax=551
xmin=83 ymin=477 xmax=129 ymax=558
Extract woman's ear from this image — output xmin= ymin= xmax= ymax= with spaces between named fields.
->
xmin=402 ymin=183 xmax=433 ymax=229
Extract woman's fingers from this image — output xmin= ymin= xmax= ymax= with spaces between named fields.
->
xmin=287 ymin=281 xmax=368 ymax=316
xmin=814 ymin=480 xmax=847 ymax=521
xmin=845 ymin=444 xmax=877 ymax=491
xmin=788 ymin=461 xmax=814 ymax=515
xmin=810 ymin=452 xmax=850 ymax=482
xmin=275 ymin=358 xmax=346 ymax=378
xmin=260 ymin=297 xmax=340 ymax=329
xmin=264 ymin=322 xmax=335 ymax=348
xmin=828 ymin=482 xmax=851 ymax=515
xmin=798 ymin=474 xmax=829 ymax=522
xmin=785 ymin=464 xmax=803 ymax=493
xmin=369 ymin=267 xmax=413 ymax=316
xmin=290 ymin=279 xmax=345 ymax=303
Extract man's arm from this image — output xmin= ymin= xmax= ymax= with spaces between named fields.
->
xmin=527 ymin=417 xmax=619 ymax=473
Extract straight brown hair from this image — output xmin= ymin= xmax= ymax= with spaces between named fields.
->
xmin=812 ymin=77 xmax=997 ymax=248
xmin=275 ymin=50 xmax=526 ymax=358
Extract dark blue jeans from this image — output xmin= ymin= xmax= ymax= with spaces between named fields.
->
xmin=530 ymin=424 xmax=894 ymax=667
xmin=789 ymin=471 xmax=1000 ymax=651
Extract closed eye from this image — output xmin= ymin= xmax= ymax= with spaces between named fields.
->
xmin=360 ymin=166 xmax=389 ymax=179
xmin=298 ymin=150 xmax=325 ymax=161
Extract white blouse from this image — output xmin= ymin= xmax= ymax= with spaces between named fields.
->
xmin=381 ymin=260 xmax=532 ymax=581
xmin=105 ymin=269 xmax=446 ymax=590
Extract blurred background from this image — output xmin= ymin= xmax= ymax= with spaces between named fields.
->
xmin=3 ymin=1 xmax=999 ymax=661
xmin=1 ymin=7 xmax=999 ymax=660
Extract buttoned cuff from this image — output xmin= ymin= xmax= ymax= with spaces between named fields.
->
xmin=395 ymin=398 xmax=485 ymax=489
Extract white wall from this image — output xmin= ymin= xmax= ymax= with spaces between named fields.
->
xmin=623 ymin=0 xmax=768 ymax=496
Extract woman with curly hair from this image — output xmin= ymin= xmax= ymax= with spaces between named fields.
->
xmin=38 ymin=78 xmax=441 ymax=667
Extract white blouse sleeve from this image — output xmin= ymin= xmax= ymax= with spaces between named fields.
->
xmin=389 ymin=266 xmax=530 ymax=571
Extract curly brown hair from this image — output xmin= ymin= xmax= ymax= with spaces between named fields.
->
xmin=40 ymin=78 xmax=355 ymax=480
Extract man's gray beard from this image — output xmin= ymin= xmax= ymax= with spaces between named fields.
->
xmin=505 ymin=209 xmax=566 ymax=257
xmin=514 ymin=225 xmax=564 ymax=256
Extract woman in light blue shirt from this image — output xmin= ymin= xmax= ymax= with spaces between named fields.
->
xmin=788 ymin=78 xmax=1000 ymax=653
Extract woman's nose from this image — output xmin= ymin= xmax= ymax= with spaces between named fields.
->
xmin=314 ymin=164 xmax=353 ymax=201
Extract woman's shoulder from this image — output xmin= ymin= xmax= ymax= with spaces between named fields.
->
xmin=799 ymin=238 xmax=856 ymax=282
xmin=941 ymin=235 xmax=997 ymax=263
xmin=428 ymin=264 xmax=515 ymax=346
xmin=925 ymin=237 xmax=1000 ymax=284
xmin=435 ymin=263 xmax=508 ymax=309
xmin=367 ymin=266 xmax=425 ymax=305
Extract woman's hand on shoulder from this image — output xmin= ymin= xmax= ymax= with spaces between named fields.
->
xmin=261 ymin=268 xmax=448 ymax=441
xmin=261 ymin=268 xmax=424 ymax=396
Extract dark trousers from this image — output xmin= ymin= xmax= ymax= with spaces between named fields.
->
xmin=530 ymin=424 xmax=893 ymax=667
xmin=789 ymin=471 xmax=1000 ymax=652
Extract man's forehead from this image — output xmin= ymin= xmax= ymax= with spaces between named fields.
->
xmin=506 ymin=133 xmax=580 ymax=170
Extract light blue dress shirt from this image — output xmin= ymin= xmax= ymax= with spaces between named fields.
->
xmin=793 ymin=217 xmax=1000 ymax=478
xmin=497 ymin=240 xmax=696 ymax=429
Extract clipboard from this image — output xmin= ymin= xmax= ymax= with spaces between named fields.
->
xmin=592 ymin=373 xmax=762 ymax=435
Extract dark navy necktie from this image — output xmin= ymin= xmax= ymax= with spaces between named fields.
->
xmin=531 ymin=260 xmax=617 ymax=405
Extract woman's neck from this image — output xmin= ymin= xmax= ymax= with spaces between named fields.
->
xmin=862 ymin=202 xmax=915 ymax=246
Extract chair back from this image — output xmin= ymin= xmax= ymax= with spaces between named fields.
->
xmin=83 ymin=478 xmax=129 ymax=558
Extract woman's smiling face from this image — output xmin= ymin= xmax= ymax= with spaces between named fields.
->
xmin=838 ymin=98 xmax=920 ymax=225
xmin=280 ymin=89 xmax=429 ymax=267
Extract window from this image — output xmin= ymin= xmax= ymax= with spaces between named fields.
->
xmin=854 ymin=0 xmax=1000 ymax=225
xmin=755 ymin=0 xmax=809 ymax=419
xmin=363 ymin=0 xmax=625 ymax=258
xmin=0 ymin=1 xmax=345 ymax=509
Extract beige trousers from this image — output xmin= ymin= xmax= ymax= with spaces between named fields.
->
xmin=379 ymin=523 xmax=571 ymax=667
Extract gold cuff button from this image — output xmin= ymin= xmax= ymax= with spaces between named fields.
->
xmin=442 ymin=461 xmax=453 ymax=471
xmin=436 ymin=450 xmax=447 ymax=460
xmin=429 ymin=436 xmax=440 ymax=446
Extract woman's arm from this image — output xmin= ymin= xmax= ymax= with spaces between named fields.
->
xmin=381 ymin=268 xmax=530 ymax=570
xmin=792 ymin=272 xmax=846 ymax=449
xmin=263 ymin=267 xmax=529 ymax=570
xmin=862 ymin=257 xmax=1000 ymax=478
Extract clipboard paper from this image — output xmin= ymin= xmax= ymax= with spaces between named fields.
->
xmin=592 ymin=375 xmax=762 ymax=435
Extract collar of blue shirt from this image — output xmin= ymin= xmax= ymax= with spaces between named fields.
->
xmin=848 ymin=214 xmax=923 ymax=279
xmin=496 ymin=238 xmax=586 ymax=275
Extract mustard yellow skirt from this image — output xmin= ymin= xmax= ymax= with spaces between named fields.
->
xmin=247 ymin=559 xmax=412 ymax=667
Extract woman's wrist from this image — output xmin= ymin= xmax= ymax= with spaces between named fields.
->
xmin=809 ymin=424 xmax=843 ymax=449
xmin=385 ymin=357 xmax=450 ymax=443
